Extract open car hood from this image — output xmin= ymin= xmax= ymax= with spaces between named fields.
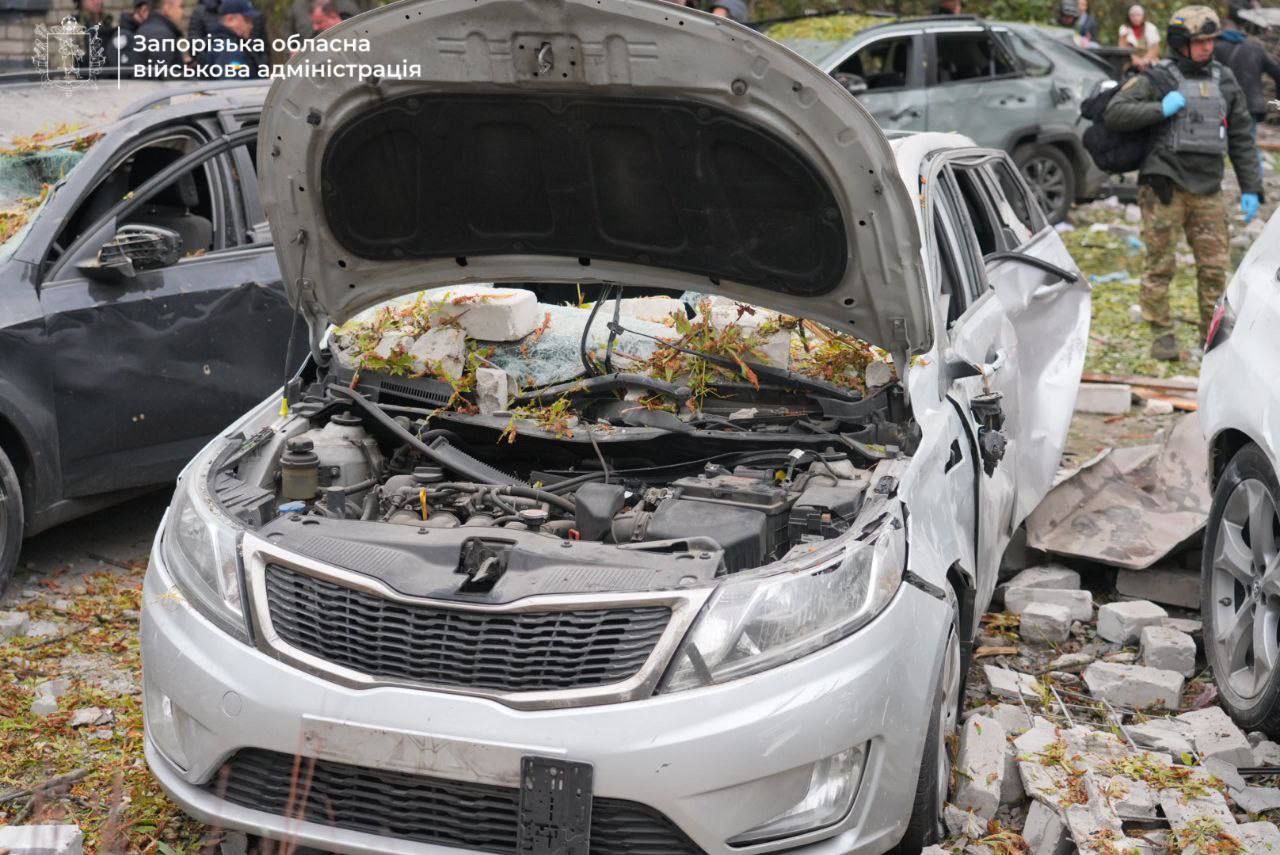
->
xmin=259 ymin=0 xmax=930 ymax=355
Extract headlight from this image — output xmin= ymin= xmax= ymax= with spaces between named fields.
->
xmin=160 ymin=458 xmax=248 ymax=640
xmin=660 ymin=519 xmax=905 ymax=692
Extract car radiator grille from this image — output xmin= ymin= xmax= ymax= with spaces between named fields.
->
xmin=262 ymin=564 xmax=672 ymax=693
xmin=211 ymin=749 xmax=706 ymax=855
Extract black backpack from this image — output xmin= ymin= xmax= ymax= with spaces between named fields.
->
xmin=1080 ymin=66 xmax=1178 ymax=174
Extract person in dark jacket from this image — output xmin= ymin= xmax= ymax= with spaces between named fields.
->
xmin=186 ymin=0 xmax=221 ymax=54
xmin=1214 ymin=20 xmax=1280 ymax=127
xmin=199 ymin=0 xmax=266 ymax=77
xmin=131 ymin=0 xmax=186 ymax=75
xmin=116 ymin=0 xmax=149 ymax=67
xmin=285 ymin=0 xmax=361 ymax=37
xmin=1075 ymin=0 xmax=1100 ymax=46
xmin=1104 ymin=5 xmax=1263 ymax=360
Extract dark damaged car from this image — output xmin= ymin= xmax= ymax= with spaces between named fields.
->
xmin=0 ymin=84 xmax=300 ymax=586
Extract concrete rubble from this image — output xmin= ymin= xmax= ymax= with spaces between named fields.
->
xmin=0 ymin=824 xmax=84 ymax=855
xmin=937 ymin=567 xmax=1280 ymax=854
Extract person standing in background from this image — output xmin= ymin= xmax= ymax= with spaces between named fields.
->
xmin=710 ymin=0 xmax=748 ymax=23
xmin=132 ymin=0 xmax=186 ymax=73
xmin=310 ymin=0 xmax=347 ymax=33
xmin=1214 ymin=13 xmax=1280 ymax=137
xmin=1075 ymin=0 xmax=1099 ymax=46
xmin=1104 ymin=6 xmax=1263 ymax=361
xmin=1120 ymin=5 xmax=1162 ymax=69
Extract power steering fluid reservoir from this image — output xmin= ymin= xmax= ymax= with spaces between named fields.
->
xmin=280 ymin=437 xmax=320 ymax=500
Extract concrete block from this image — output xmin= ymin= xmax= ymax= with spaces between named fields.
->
xmin=1116 ymin=566 xmax=1201 ymax=610
xmin=0 ymin=824 xmax=84 ymax=854
xmin=1020 ymin=602 xmax=1073 ymax=644
xmin=372 ymin=331 xmax=414 ymax=360
xmin=1233 ymin=786 xmax=1280 ymax=813
xmin=1125 ymin=718 xmax=1194 ymax=759
xmin=982 ymin=702 xmax=1035 ymax=736
xmin=26 ymin=620 xmax=61 ymax=638
xmin=953 ymin=714 xmax=1006 ymax=819
xmin=435 ymin=286 xmax=540 ymax=342
xmin=1254 ymin=739 xmax=1280 ymax=766
xmin=1237 ymin=822 xmax=1280 ymax=853
xmin=864 ymin=358 xmax=893 ymax=389
xmin=1176 ymin=706 xmax=1254 ymax=767
xmin=1075 ymin=382 xmax=1131 ymax=415
xmin=1143 ymin=398 xmax=1175 ymax=416
xmin=1158 ymin=788 xmax=1236 ymax=830
xmin=1139 ymin=625 xmax=1196 ymax=677
xmin=943 ymin=804 xmax=985 ymax=837
xmin=475 ymin=367 xmax=509 ymax=416
xmin=407 ymin=326 xmax=466 ymax=379
xmin=1001 ymin=742 xmax=1025 ymax=805
xmin=1023 ymin=800 xmax=1070 ymax=855
xmin=1097 ymin=600 xmax=1168 ymax=644
xmin=1005 ymin=587 xmax=1093 ymax=621
xmin=0 ymin=609 xmax=29 ymax=639
xmin=1203 ymin=757 xmax=1246 ymax=792
xmin=984 ymin=665 xmax=1043 ymax=703
xmin=1083 ymin=662 xmax=1183 ymax=710
xmin=616 ymin=296 xmax=686 ymax=325
xmin=1004 ymin=564 xmax=1081 ymax=592
xmin=700 ymin=297 xmax=791 ymax=368
xmin=1162 ymin=616 xmax=1203 ymax=636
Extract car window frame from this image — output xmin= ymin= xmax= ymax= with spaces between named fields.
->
xmin=44 ymin=126 xmax=261 ymax=285
xmin=831 ymin=32 xmax=924 ymax=93
xmin=991 ymin=26 xmax=1055 ymax=78
xmin=926 ymin=26 xmax=1025 ymax=88
xmin=945 ymin=149 xmax=1049 ymax=247
xmin=217 ymin=108 xmax=269 ymax=242
xmin=925 ymin=158 xmax=992 ymax=326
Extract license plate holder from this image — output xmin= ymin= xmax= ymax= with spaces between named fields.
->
xmin=516 ymin=756 xmax=593 ymax=855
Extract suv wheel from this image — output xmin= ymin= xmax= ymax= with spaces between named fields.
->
xmin=893 ymin=603 xmax=961 ymax=852
xmin=1204 ymin=443 xmax=1280 ymax=735
xmin=0 ymin=447 xmax=22 ymax=595
xmin=1013 ymin=144 xmax=1074 ymax=225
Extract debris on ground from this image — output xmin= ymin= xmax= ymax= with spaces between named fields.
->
xmin=1027 ymin=413 xmax=1210 ymax=570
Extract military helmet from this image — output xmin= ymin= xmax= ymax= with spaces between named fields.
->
xmin=1167 ymin=5 xmax=1221 ymax=52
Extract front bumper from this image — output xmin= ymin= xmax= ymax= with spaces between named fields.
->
xmin=141 ymin=535 xmax=950 ymax=855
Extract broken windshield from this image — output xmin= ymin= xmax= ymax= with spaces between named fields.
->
xmin=0 ymin=126 xmax=100 ymax=257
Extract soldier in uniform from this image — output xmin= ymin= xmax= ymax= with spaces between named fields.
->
xmin=1104 ymin=6 xmax=1263 ymax=361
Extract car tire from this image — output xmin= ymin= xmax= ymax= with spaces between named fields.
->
xmin=892 ymin=596 xmax=962 ymax=853
xmin=1013 ymin=144 xmax=1075 ymax=225
xmin=1203 ymin=442 xmax=1280 ymax=736
xmin=0 ymin=446 xmax=22 ymax=596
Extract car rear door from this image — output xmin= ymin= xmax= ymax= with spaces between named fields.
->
xmin=826 ymin=31 xmax=928 ymax=133
xmin=924 ymin=25 xmax=1040 ymax=148
xmin=36 ymin=127 xmax=297 ymax=499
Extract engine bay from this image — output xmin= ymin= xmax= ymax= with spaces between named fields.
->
xmin=209 ymin=286 xmax=918 ymax=594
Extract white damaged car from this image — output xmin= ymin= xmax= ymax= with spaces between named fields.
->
xmin=140 ymin=0 xmax=1090 ymax=852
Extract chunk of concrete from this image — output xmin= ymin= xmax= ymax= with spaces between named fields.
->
xmin=0 ymin=609 xmax=29 ymax=640
xmin=864 ymin=358 xmax=894 ymax=389
xmin=1001 ymin=742 xmax=1025 ymax=805
xmin=26 ymin=620 xmax=62 ymax=638
xmin=981 ymin=702 xmax=1035 ymax=736
xmin=1005 ymin=587 xmax=1094 ymax=622
xmin=1162 ymin=616 xmax=1203 ymax=636
xmin=700 ymin=297 xmax=791 ymax=368
xmin=372 ymin=331 xmax=413 ymax=359
xmin=1023 ymin=800 xmax=1070 ymax=855
xmin=1116 ymin=566 xmax=1201 ymax=610
xmin=1176 ymin=706 xmax=1254 ymax=766
xmin=954 ymin=714 xmax=1006 ymax=819
xmin=1124 ymin=718 xmax=1194 ymax=759
xmin=1158 ymin=788 xmax=1236 ymax=829
xmin=1254 ymin=739 xmax=1280 ymax=766
xmin=1075 ymin=382 xmax=1131 ymax=415
xmin=1139 ymin=625 xmax=1197 ymax=677
xmin=0 ymin=825 xmax=84 ymax=855
xmin=1097 ymin=600 xmax=1168 ymax=644
xmin=616 ymin=296 xmax=686 ymax=325
xmin=435 ymin=285 xmax=540 ymax=342
xmin=475 ymin=367 xmax=510 ymax=416
xmin=1020 ymin=602 xmax=1073 ymax=644
xmin=407 ymin=326 xmax=466 ymax=379
xmin=1237 ymin=822 xmax=1280 ymax=853
xmin=943 ymin=804 xmax=986 ymax=837
xmin=1004 ymin=564 xmax=1081 ymax=592
xmin=1083 ymin=662 xmax=1183 ymax=710
xmin=1203 ymin=757 xmax=1246 ymax=792
xmin=984 ymin=665 xmax=1043 ymax=703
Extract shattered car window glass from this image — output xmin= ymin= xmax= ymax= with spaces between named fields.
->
xmin=999 ymin=30 xmax=1053 ymax=77
xmin=935 ymin=32 xmax=1017 ymax=82
xmin=0 ymin=126 xmax=97 ymax=256
xmin=836 ymin=36 xmax=914 ymax=91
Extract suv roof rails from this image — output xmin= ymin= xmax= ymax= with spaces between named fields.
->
xmin=118 ymin=80 xmax=269 ymax=119
xmin=752 ymin=9 xmax=983 ymax=29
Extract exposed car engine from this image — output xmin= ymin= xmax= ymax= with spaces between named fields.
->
xmin=207 ymin=288 xmax=916 ymax=587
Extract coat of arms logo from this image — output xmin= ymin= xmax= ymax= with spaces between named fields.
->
xmin=33 ymin=16 xmax=106 ymax=93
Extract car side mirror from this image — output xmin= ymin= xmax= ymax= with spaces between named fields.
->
xmin=833 ymin=72 xmax=869 ymax=97
xmin=77 ymin=224 xmax=183 ymax=283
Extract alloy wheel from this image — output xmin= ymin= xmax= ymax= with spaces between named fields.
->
xmin=1021 ymin=156 xmax=1067 ymax=220
xmin=1210 ymin=478 xmax=1280 ymax=700
xmin=935 ymin=629 xmax=962 ymax=817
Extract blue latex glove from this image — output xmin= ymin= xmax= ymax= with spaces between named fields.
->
xmin=1161 ymin=90 xmax=1186 ymax=118
xmin=1242 ymin=193 xmax=1260 ymax=224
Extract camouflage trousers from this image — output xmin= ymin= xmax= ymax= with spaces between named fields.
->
xmin=1138 ymin=184 xmax=1229 ymax=338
